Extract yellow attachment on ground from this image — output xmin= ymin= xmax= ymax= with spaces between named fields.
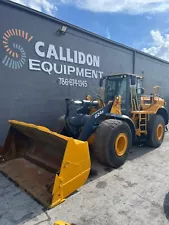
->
xmin=54 ymin=221 xmax=71 ymax=225
xmin=0 ymin=120 xmax=90 ymax=208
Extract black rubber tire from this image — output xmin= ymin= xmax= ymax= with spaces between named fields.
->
xmin=93 ymin=119 xmax=132 ymax=168
xmin=55 ymin=115 xmax=66 ymax=134
xmin=147 ymin=114 xmax=165 ymax=148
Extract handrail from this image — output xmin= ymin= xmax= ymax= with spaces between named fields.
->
xmin=152 ymin=86 xmax=161 ymax=104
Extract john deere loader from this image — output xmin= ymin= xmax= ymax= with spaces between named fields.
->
xmin=0 ymin=73 xmax=168 ymax=208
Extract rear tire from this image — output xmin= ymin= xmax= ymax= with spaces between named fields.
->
xmin=93 ymin=119 xmax=132 ymax=168
xmin=147 ymin=114 xmax=165 ymax=148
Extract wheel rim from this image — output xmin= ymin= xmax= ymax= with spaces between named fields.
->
xmin=156 ymin=124 xmax=164 ymax=140
xmin=115 ymin=133 xmax=128 ymax=156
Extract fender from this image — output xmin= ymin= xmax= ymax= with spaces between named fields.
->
xmin=156 ymin=107 xmax=168 ymax=125
xmin=105 ymin=113 xmax=136 ymax=142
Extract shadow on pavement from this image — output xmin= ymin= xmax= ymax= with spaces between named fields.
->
xmin=86 ymin=142 xmax=157 ymax=184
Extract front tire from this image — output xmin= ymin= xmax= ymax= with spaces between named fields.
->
xmin=93 ymin=119 xmax=132 ymax=168
xmin=147 ymin=114 xmax=165 ymax=148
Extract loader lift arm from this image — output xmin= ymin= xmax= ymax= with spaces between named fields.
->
xmin=78 ymin=102 xmax=112 ymax=141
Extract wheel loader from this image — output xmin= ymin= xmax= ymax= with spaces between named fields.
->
xmin=0 ymin=73 xmax=168 ymax=208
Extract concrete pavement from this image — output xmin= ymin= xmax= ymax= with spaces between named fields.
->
xmin=1 ymin=133 xmax=169 ymax=225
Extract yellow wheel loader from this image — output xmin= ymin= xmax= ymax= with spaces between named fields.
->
xmin=0 ymin=73 xmax=168 ymax=208
xmin=56 ymin=73 xmax=168 ymax=167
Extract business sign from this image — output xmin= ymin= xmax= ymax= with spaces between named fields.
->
xmin=2 ymin=28 xmax=103 ymax=88
xmin=2 ymin=29 xmax=33 ymax=69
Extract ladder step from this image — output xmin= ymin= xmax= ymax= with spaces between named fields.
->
xmin=139 ymin=114 xmax=147 ymax=132
xmin=140 ymin=131 xmax=147 ymax=134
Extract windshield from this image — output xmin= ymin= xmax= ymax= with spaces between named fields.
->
xmin=104 ymin=76 xmax=127 ymax=103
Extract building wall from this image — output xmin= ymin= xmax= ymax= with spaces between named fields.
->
xmin=135 ymin=53 xmax=169 ymax=103
xmin=0 ymin=1 xmax=169 ymax=144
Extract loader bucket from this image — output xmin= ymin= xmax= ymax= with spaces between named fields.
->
xmin=0 ymin=120 xmax=90 ymax=208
